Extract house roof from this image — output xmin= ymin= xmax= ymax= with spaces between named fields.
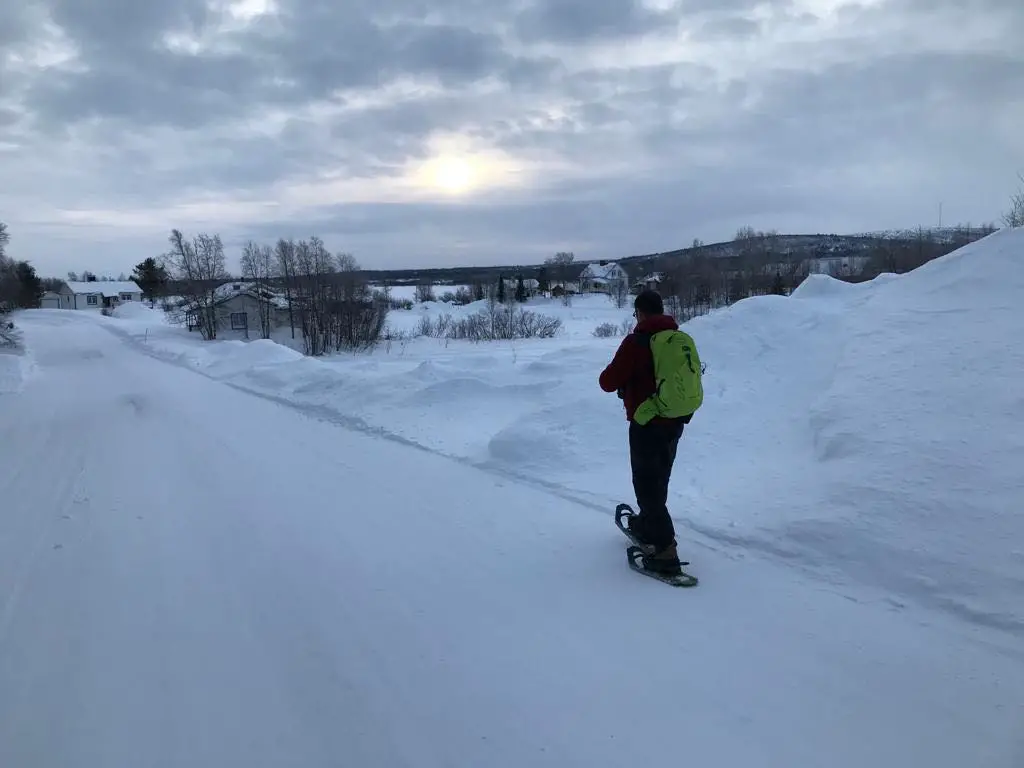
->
xmin=638 ymin=272 xmax=664 ymax=283
xmin=65 ymin=280 xmax=142 ymax=297
xmin=212 ymin=281 xmax=290 ymax=310
xmin=578 ymin=262 xmax=626 ymax=281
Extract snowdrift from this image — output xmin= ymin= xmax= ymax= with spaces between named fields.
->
xmin=0 ymin=321 xmax=35 ymax=395
xmin=94 ymin=228 xmax=1024 ymax=630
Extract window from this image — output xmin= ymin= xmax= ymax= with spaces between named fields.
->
xmin=120 ymin=293 xmax=132 ymax=301
xmin=86 ymin=295 xmax=98 ymax=306
xmin=230 ymin=312 xmax=248 ymax=330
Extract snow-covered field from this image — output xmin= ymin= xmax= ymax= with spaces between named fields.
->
xmin=1 ymin=228 xmax=1023 ymax=767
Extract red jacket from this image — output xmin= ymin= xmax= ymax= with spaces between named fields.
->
xmin=599 ymin=314 xmax=683 ymax=423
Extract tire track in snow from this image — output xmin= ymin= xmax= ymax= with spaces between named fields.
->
xmin=0 ymin=393 xmax=89 ymax=651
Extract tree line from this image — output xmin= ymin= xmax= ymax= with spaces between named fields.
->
xmin=635 ymin=221 xmax=1002 ymax=322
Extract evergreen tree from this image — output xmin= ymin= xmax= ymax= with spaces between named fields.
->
xmin=132 ymin=257 xmax=169 ymax=304
xmin=515 ymin=275 xmax=527 ymax=303
xmin=536 ymin=266 xmax=549 ymax=295
xmin=14 ymin=261 xmax=43 ymax=308
xmin=771 ymin=271 xmax=786 ymax=296
xmin=497 ymin=274 xmax=506 ymax=303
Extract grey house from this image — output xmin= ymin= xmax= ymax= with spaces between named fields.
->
xmin=186 ymin=283 xmax=291 ymax=338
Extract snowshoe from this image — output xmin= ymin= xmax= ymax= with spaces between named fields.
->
xmin=626 ymin=546 xmax=699 ymax=587
xmin=614 ymin=503 xmax=656 ymax=554
xmin=616 ymin=503 xmax=698 ymax=587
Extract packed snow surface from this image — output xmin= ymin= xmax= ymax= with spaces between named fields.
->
xmin=2 ymin=228 xmax=1024 ymax=766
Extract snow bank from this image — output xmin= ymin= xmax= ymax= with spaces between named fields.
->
xmin=790 ymin=270 xmax=901 ymax=300
xmin=0 ymin=352 xmax=32 ymax=395
xmin=0 ymin=323 xmax=35 ymax=395
xmin=802 ymin=228 xmax=1024 ymax=628
xmin=97 ymin=230 xmax=1024 ymax=630
xmin=109 ymin=302 xmax=167 ymax=323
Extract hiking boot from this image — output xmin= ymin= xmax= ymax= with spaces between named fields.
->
xmin=643 ymin=543 xmax=682 ymax=576
xmin=626 ymin=513 xmax=653 ymax=546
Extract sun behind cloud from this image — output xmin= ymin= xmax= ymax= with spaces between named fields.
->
xmin=426 ymin=155 xmax=476 ymax=195
xmin=404 ymin=133 xmax=539 ymax=199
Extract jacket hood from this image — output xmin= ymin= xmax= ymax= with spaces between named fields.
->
xmin=635 ymin=314 xmax=679 ymax=333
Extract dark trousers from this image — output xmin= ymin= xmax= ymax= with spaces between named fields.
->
xmin=629 ymin=418 xmax=686 ymax=549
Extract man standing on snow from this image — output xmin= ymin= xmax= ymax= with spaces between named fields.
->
xmin=599 ymin=289 xmax=703 ymax=576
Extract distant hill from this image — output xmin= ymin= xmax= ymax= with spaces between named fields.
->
xmin=162 ymin=225 xmax=998 ymax=296
xmin=346 ymin=225 xmax=998 ymax=286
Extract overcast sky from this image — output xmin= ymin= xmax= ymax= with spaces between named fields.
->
xmin=2 ymin=0 xmax=1022 ymax=277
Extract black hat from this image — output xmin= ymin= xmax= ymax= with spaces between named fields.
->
xmin=634 ymin=289 xmax=663 ymax=315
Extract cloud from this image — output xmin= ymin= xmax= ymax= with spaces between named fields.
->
xmin=1 ymin=0 xmax=1022 ymax=276
xmin=514 ymin=0 xmax=679 ymax=43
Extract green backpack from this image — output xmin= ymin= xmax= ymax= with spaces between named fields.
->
xmin=632 ymin=329 xmax=704 ymax=425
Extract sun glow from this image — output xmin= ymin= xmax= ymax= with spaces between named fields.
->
xmin=427 ymin=156 xmax=476 ymax=194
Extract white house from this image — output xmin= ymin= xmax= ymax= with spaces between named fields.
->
xmin=58 ymin=281 xmax=144 ymax=310
xmin=578 ymin=261 xmax=630 ymax=294
xmin=634 ymin=272 xmax=664 ymax=292
xmin=40 ymin=291 xmax=63 ymax=309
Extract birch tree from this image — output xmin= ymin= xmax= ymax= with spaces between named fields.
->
xmin=164 ymin=229 xmax=229 ymax=340
xmin=240 ymin=240 xmax=276 ymax=339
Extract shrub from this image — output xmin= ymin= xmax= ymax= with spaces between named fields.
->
xmin=593 ymin=319 xmax=633 ymax=338
xmin=417 ymin=305 xmax=562 ymax=341
xmin=0 ymin=318 xmax=17 ymax=348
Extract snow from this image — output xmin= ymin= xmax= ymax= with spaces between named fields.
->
xmin=2 ymin=229 xmax=1024 ymax=766
xmin=0 ymin=321 xmax=36 ymax=395
xmin=64 ymin=280 xmax=143 ymax=298
xmin=371 ymin=283 xmax=473 ymax=303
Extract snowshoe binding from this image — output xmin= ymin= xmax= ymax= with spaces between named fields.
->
xmin=615 ymin=503 xmax=656 ymax=554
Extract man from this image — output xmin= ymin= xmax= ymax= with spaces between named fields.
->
xmin=599 ymin=289 xmax=696 ymax=576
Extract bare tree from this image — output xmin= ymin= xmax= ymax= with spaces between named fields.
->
xmin=164 ymin=229 xmax=229 ymax=340
xmin=284 ymin=239 xmax=387 ymax=356
xmin=292 ymin=236 xmax=336 ymax=355
xmin=609 ymin=272 xmax=630 ymax=308
xmin=240 ymin=240 xmax=276 ymax=339
xmin=1004 ymin=172 xmax=1024 ymax=228
xmin=274 ymin=238 xmax=298 ymax=338
xmin=414 ymin=282 xmax=435 ymax=303
xmin=545 ymin=251 xmax=576 ymax=306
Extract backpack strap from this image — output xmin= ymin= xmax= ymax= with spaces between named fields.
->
xmin=631 ymin=331 xmax=662 ymax=398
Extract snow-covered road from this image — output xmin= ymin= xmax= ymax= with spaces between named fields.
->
xmin=1 ymin=311 xmax=1022 ymax=768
